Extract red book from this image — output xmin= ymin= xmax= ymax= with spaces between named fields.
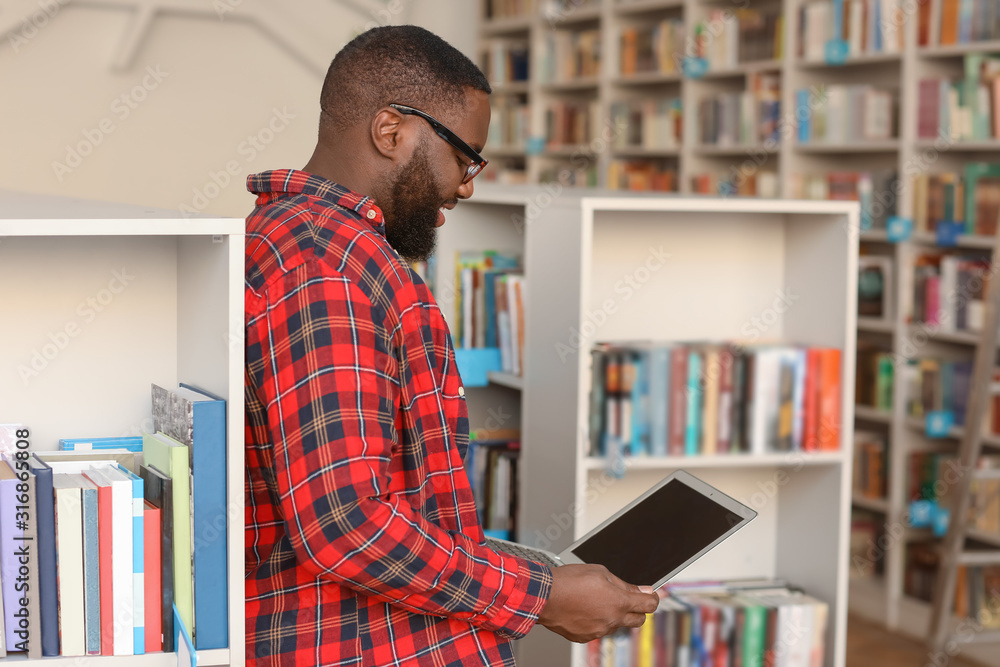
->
xmin=716 ymin=349 xmax=734 ymax=453
xmin=818 ymin=348 xmax=843 ymax=451
xmin=83 ymin=472 xmax=114 ymax=656
xmin=669 ymin=347 xmax=689 ymax=456
xmin=803 ymin=348 xmax=821 ymax=451
xmin=143 ymin=502 xmax=162 ymax=652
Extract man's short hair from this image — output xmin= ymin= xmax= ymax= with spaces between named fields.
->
xmin=320 ymin=25 xmax=491 ymax=133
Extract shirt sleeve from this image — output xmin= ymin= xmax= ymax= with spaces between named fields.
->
xmin=247 ymin=260 xmax=552 ymax=638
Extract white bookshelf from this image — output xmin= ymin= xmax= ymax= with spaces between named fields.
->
xmin=0 ymin=190 xmax=244 ymax=666
xmin=442 ymin=185 xmax=858 ymax=667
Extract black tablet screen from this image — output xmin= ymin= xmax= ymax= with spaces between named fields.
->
xmin=570 ymin=479 xmax=746 ymax=586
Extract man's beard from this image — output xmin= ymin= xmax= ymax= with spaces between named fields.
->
xmin=381 ymin=144 xmax=442 ymax=262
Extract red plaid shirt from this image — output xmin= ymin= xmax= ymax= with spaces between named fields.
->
xmin=244 ymin=170 xmax=552 ymax=666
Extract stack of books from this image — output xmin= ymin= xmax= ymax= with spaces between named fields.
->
xmin=607 ymin=161 xmax=678 ymax=192
xmin=912 ymin=164 xmax=1000 ymax=236
xmin=0 ymin=384 xmax=227 ymax=659
xmin=463 ymin=429 xmax=521 ymax=541
xmin=545 ymin=99 xmax=601 ymax=147
xmin=619 ymin=19 xmax=685 ymax=76
xmin=481 ymin=40 xmax=530 ymax=86
xmin=919 ymin=0 xmax=1000 ymax=46
xmin=586 ymin=580 xmax=828 ymax=667
xmin=904 ymin=358 xmax=976 ymax=426
xmin=690 ymin=8 xmax=785 ymax=70
xmin=853 ymin=430 xmax=888 ymax=500
xmin=541 ymin=28 xmax=601 ymax=82
xmin=798 ymin=0 xmax=904 ymax=61
xmin=610 ymin=98 xmax=682 ymax=150
xmin=489 ymin=99 xmax=531 ymax=149
xmin=454 ymin=251 xmax=525 ymax=376
xmin=796 ymin=84 xmax=896 ymax=144
xmin=917 ymin=55 xmax=1000 ymax=142
xmin=789 ymin=170 xmax=897 ymax=229
xmin=856 ymin=342 xmax=894 ymax=412
xmin=588 ymin=342 xmax=843 ymax=459
xmin=690 ymin=170 xmax=779 ymax=197
xmin=698 ymin=73 xmax=781 ymax=147
xmin=910 ymin=252 xmax=991 ymax=332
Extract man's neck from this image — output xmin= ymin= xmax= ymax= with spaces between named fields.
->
xmin=303 ymin=140 xmax=379 ymax=201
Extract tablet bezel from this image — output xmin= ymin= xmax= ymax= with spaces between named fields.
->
xmin=557 ymin=469 xmax=758 ymax=589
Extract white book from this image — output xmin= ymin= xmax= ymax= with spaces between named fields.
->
xmin=940 ymin=255 xmax=959 ymax=332
xmin=848 ymin=0 xmax=864 ymax=55
xmin=880 ymin=0 xmax=901 ymax=53
xmin=52 ymin=475 xmax=86 ymax=656
xmin=461 ymin=267 xmax=473 ymax=349
xmin=85 ymin=467 xmax=133 ymax=655
xmin=505 ymin=276 xmax=521 ymax=376
xmin=750 ymin=348 xmax=782 ymax=454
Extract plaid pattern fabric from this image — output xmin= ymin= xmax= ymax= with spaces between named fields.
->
xmin=244 ymin=170 xmax=552 ymax=666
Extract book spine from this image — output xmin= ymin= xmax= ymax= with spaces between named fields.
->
xmin=144 ymin=504 xmax=163 ymax=652
xmin=129 ymin=472 xmax=145 ymax=655
xmin=82 ymin=488 xmax=101 ymax=655
xmin=31 ymin=464 xmax=58 ymax=657
xmin=55 ymin=486 xmax=86 ymax=656
xmin=192 ymin=401 xmax=229 ymax=650
xmin=0 ymin=478 xmax=19 ymax=648
xmin=685 ymin=351 xmax=703 ymax=456
xmin=97 ymin=484 xmax=114 ymax=655
xmin=111 ymin=478 xmax=134 ymax=655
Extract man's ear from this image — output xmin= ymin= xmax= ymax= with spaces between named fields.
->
xmin=371 ymin=106 xmax=409 ymax=161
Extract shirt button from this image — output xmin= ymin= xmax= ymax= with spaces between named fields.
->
xmin=458 ymin=386 xmax=465 ymax=397
xmin=366 ymin=209 xmax=377 ymax=220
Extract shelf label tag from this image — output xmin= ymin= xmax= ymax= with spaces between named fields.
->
xmin=886 ymin=216 xmax=912 ymax=242
xmin=682 ymin=57 xmax=709 ymax=79
xmin=824 ymin=39 xmax=849 ymax=65
xmin=936 ymin=220 xmax=963 ymax=247
xmin=909 ymin=499 xmax=936 ymax=528
xmin=932 ymin=506 xmax=951 ymax=537
xmin=925 ymin=410 xmax=954 ymax=438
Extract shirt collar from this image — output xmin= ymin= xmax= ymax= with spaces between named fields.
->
xmin=246 ymin=169 xmax=386 ymax=236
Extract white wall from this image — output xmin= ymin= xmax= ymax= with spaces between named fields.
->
xmin=0 ymin=0 xmax=479 ymax=216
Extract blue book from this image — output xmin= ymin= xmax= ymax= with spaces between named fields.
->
xmin=685 ymin=351 xmax=703 ymax=456
xmin=832 ymin=0 xmax=844 ymax=40
xmin=115 ymin=464 xmax=145 ymax=654
xmin=152 ymin=383 xmax=229 ymax=650
xmin=484 ymin=271 xmax=498 ymax=349
xmin=630 ymin=350 xmax=648 ymax=456
xmin=789 ymin=349 xmax=807 ymax=452
xmin=648 ymin=347 xmax=670 ymax=457
xmin=796 ymin=90 xmax=811 ymax=143
xmin=28 ymin=455 xmax=58 ymax=656
xmin=59 ymin=436 xmax=143 ymax=452
xmin=78 ymin=476 xmax=100 ymax=655
xmin=174 ymin=604 xmax=196 ymax=667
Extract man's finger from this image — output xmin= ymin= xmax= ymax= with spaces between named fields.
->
xmin=622 ymin=612 xmax=648 ymax=628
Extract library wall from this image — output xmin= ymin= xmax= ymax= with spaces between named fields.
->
xmin=0 ymin=0 xmax=475 ymax=216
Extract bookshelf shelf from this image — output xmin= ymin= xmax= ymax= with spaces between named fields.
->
xmin=492 ymin=81 xmax=531 ymax=95
xmin=912 ymin=140 xmax=1000 ymax=152
xmin=543 ymin=144 xmax=597 ymax=157
xmin=854 ymin=404 xmax=892 ymax=424
xmin=583 ymin=451 xmax=848 ymax=471
xmin=540 ymin=77 xmax=601 ymax=92
xmin=857 ymin=316 xmax=894 ymax=333
xmin=904 ymin=417 xmax=1000 ymax=452
xmin=545 ymin=4 xmax=603 ymax=25
xmin=700 ymin=59 xmax=783 ymax=79
xmin=859 ymin=230 xmax=890 ymax=242
xmin=0 ymin=190 xmax=244 ymax=665
xmin=611 ymin=146 xmax=681 ymax=157
xmin=485 ymin=145 xmax=529 ymax=158
xmin=794 ymin=141 xmax=900 ymax=154
xmin=967 ymin=529 xmax=1000 ymax=548
xmin=444 ymin=186 xmax=858 ymax=667
xmin=692 ymin=143 xmax=772 ymax=156
xmin=910 ymin=231 xmax=999 ymax=249
xmin=487 ymin=371 xmax=524 ymax=391
xmin=613 ymin=72 xmax=683 ymax=86
xmin=905 ymin=325 xmax=983 ymax=346
xmin=797 ymin=53 xmax=903 ymax=69
xmin=852 ymin=493 xmax=890 ymax=514
xmin=481 ymin=14 xmax=533 ymax=35
xmin=613 ymin=0 xmax=685 ymax=15
xmin=917 ymin=40 xmax=1000 ymax=58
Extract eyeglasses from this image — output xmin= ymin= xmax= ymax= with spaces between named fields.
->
xmin=389 ymin=103 xmax=488 ymax=184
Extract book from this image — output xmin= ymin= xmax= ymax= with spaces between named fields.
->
xmin=143 ymin=501 xmax=163 ymax=653
xmin=37 ymin=449 xmax=139 ymax=476
xmin=52 ymin=474 xmax=86 ymax=656
xmin=27 ymin=455 xmax=58 ymax=656
xmin=82 ymin=465 xmax=133 ymax=655
xmin=140 ymin=464 xmax=174 ymax=652
xmin=59 ymin=436 xmax=144 ymax=453
xmin=0 ymin=457 xmax=40 ymax=658
xmin=78 ymin=475 xmax=100 ymax=655
xmin=112 ymin=464 xmax=145 ymax=655
xmin=84 ymin=468 xmax=115 ymax=655
xmin=152 ymin=383 xmax=228 ymax=649
xmin=142 ymin=431 xmax=191 ymax=645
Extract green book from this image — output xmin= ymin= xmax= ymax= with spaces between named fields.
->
xmin=142 ymin=432 xmax=193 ymax=641
xmin=741 ymin=600 xmax=767 ymax=667
xmin=876 ymin=354 xmax=894 ymax=412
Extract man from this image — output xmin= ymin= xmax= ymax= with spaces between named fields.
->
xmin=244 ymin=25 xmax=658 ymax=666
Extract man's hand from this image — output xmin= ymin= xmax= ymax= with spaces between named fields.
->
xmin=536 ymin=564 xmax=660 ymax=643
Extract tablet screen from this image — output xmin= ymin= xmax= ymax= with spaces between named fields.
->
xmin=569 ymin=478 xmax=746 ymax=586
